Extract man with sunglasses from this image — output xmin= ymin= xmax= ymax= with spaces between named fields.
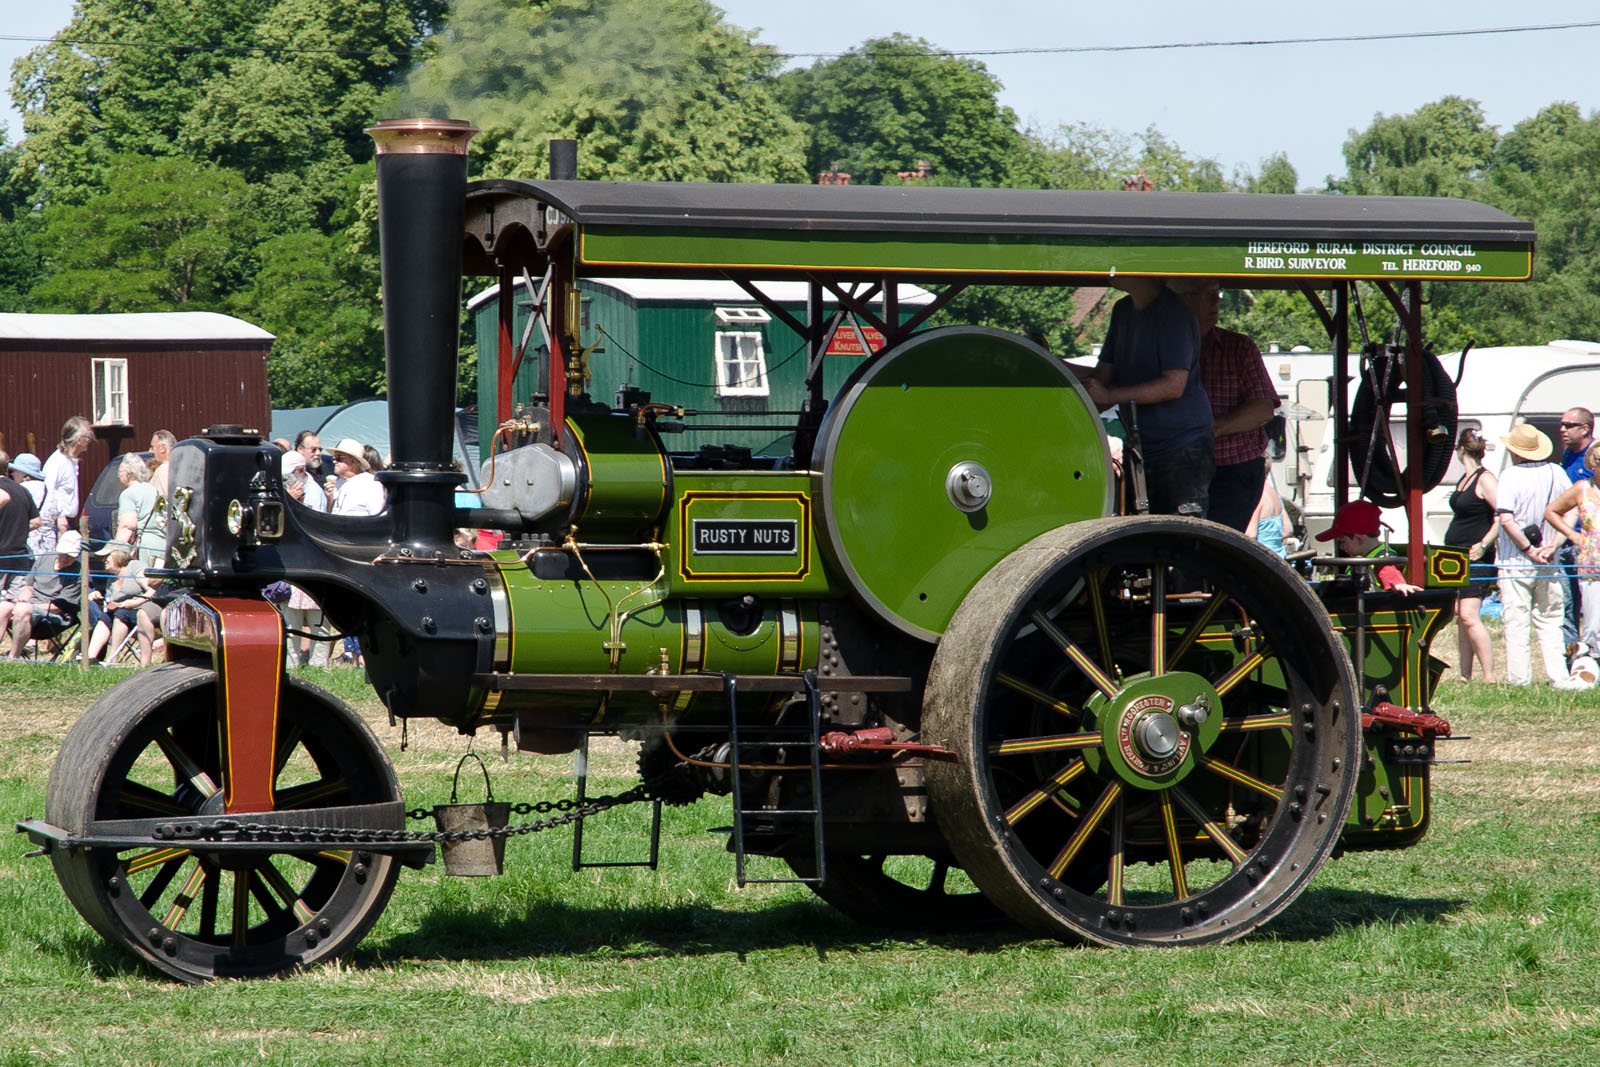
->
xmin=1557 ymin=408 xmax=1595 ymax=657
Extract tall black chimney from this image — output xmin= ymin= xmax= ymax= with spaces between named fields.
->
xmin=366 ymin=117 xmax=478 ymax=552
xmin=549 ymin=138 xmax=577 ymax=181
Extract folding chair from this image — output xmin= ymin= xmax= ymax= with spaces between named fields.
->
xmin=36 ymin=612 xmax=83 ymax=663
xmin=7 ymin=612 xmax=80 ymax=662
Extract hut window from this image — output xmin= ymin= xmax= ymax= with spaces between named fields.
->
xmin=92 ymin=358 xmax=129 ymax=425
xmin=714 ymin=332 xmax=769 ymax=396
xmin=715 ymin=306 xmax=770 ymax=325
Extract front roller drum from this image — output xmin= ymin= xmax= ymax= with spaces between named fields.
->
xmin=925 ymin=517 xmax=1359 ymax=946
xmin=45 ymin=664 xmax=403 ymax=982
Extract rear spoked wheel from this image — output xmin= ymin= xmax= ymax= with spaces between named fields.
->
xmin=785 ymin=849 xmax=1008 ymax=931
xmin=46 ymin=664 xmax=402 ymax=982
xmin=925 ymin=517 xmax=1358 ymax=946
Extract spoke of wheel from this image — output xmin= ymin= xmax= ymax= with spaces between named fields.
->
xmin=247 ymin=867 xmax=289 ymax=921
xmin=928 ymin=862 xmax=951 ymax=895
xmin=163 ymin=862 xmax=209 ymax=928
xmin=155 ymin=729 xmax=220 ymax=801
xmin=199 ymin=868 xmax=220 ymax=940
xmin=117 ymin=780 xmax=189 ymax=816
xmin=996 ymin=672 xmax=1082 ymax=722
xmin=1166 ymin=590 xmax=1232 ymax=670
xmin=1194 ymin=753 xmax=1286 ymax=801
xmin=988 ymin=732 xmax=1102 ymax=757
xmin=1216 ymin=710 xmax=1295 ymax=734
xmin=1031 ymin=611 xmax=1119 ymax=699
xmin=231 ymin=872 xmax=251 ymax=946
xmin=1084 ymin=566 xmax=1115 ymax=671
xmin=1150 ymin=566 xmax=1167 ymax=676
xmin=1158 ymin=790 xmax=1190 ymax=900
xmin=1214 ymin=646 xmax=1274 ymax=697
xmin=124 ymin=846 xmax=192 ymax=876
xmin=1005 ymin=757 xmax=1090 ymax=825
xmin=1107 ymin=797 xmax=1126 ymax=907
xmin=272 ymin=722 xmax=305 ymax=776
xmin=1170 ymin=785 xmax=1250 ymax=865
xmin=135 ymin=854 xmax=186 ymax=910
xmin=274 ymin=777 xmax=348 ymax=810
xmin=1048 ymin=781 xmax=1122 ymax=879
xmin=256 ymin=861 xmax=315 ymax=925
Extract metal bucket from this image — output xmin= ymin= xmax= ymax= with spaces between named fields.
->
xmin=433 ymin=752 xmax=511 ymax=877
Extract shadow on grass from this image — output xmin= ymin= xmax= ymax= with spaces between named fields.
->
xmin=1256 ymin=885 xmax=1465 ymax=942
xmin=368 ymin=883 xmax=1466 ymax=967
xmin=370 ymin=897 xmax=1022 ymax=966
xmin=46 ymin=882 xmax=1467 ymax=982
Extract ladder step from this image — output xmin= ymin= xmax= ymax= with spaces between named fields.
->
xmin=725 ymin=670 xmax=827 ymax=888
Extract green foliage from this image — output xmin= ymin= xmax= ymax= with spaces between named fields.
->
xmin=1135 ymin=126 xmax=1225 ymax=192
xmin=29 ymin=155 xmax=262 ymax=313
xmin=931 ymin=286 xmax=1088 ymax=358
xmin=1008 ymin=123 xmax=1140 ymax=191
xmin=1329 ymin=96 xmax=1600 ymax=351
xmin=11 ymin=0 xmax=445 ymax=207
xmin=237 ymin=162 xmax=388 ymax=407
xmin=0 ymin=136 xmax=43 ymax=312
xmin=401 ymin=0 xmax=807 ymax=183
xmin=776 ymin=34 xmax=1021 ymax=186
xmin=1239 ymin=152 xmax=1298 ymax=194
xmin=241 ymin=230 xmax=385 ymax=406
xmin=1333 ymin=95 xmax=1497 ymax=197
xmin=1228 ymin=288 xmax=1332 ymax=352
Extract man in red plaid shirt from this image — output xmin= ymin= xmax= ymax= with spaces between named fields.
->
xmin=1171 ymin=278 xmax=1279 ymax=533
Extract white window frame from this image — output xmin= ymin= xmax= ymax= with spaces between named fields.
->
xmin=92 ymin=357 xmax=129 ymax=426
xmin=714 ymin=306 xmax=771 ymax=326
xmin=714 ymin=331 xmax=770 ymax=397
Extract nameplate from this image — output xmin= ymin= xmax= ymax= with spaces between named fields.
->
xmin=691 ymin=519 xmax=799 ymax=556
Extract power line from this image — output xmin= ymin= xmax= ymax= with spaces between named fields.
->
xmin=788 ymin=19 xmax=1600 ymax=59
xmin=1 ymin=19 xmax=1598 ymax=62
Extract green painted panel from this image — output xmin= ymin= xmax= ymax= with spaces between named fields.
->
xmin=815 ymin=328 xmax=1111 ymax=640
xmin=581 ymin=228 xmax=1532 ymax=282
xmin=664 ymin=471 xmax=838 ymax=597
xmin=496 ymin=550 xmax=677 ymax=677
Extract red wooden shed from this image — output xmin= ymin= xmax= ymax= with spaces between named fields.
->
xmin=0 ymin=311 xmax=273 ymax=508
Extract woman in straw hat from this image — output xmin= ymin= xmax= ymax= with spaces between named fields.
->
xmin=1494 ymin=423 xmax=1570 ymax=685
xmin=327 ymin=437 xmax=386 ymax=517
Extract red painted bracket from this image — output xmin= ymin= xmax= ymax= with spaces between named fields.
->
xmin=819 ymin=727 xmax=959 ymax=763
xmin=1362 ymin=700 xmax=1452 ymax=739
xmin=195 ymin=595 xmax=285 ymax=813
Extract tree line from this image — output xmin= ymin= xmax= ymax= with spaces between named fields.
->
xmin=1 ymin=0 xmax=1596 ymax=406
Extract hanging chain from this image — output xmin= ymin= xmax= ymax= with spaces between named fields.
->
xmin=155 ymin=785 xmax=653 ymax=847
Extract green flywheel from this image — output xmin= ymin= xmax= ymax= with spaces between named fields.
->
xmin=812 ymin=326 xmax=1112 ymax=640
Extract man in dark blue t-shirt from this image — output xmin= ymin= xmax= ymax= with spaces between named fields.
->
xmin=1084 ymin=277 xmax=1213 ymax=517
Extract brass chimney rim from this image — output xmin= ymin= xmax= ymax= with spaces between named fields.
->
xmin=366 ymin=117 xmax=479 ymax=156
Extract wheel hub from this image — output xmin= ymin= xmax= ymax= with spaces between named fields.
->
xmin=1132 ymin=707 xmax=1183 ymax=762
xmin=1082 ymin=672 xmax=1224 ymax=790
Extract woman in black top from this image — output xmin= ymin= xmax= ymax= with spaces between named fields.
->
xmin=1445 ymin=428 xmax=1499 ymax=681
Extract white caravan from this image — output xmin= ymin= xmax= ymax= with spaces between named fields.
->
xmin=1296 ymin=340 xmax=1600 ymax=543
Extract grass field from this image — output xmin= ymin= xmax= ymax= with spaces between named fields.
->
xmin=1 ymin=654 xmax=1597 ymax=1066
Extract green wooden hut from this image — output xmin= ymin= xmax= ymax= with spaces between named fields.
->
xmin=469 ymin=278 xmax=933 ymax=459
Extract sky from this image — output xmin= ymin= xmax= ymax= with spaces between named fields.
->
xmin=4 ymin=1 xmax=1600 ymax=187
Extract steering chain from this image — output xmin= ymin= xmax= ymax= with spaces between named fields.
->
xmin=150 ymin=784 xmax=654 ymax=846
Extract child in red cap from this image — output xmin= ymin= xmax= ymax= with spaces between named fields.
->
xmin=1315 ymin=500 xmax=1422 ymax=595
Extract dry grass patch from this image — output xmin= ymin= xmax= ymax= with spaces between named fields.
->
xmin=303 ymin=960 xmax=617 ymax=1002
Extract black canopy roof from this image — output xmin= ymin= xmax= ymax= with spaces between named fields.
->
xmin=467 ymin=178 xmax=1535 ymax=243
